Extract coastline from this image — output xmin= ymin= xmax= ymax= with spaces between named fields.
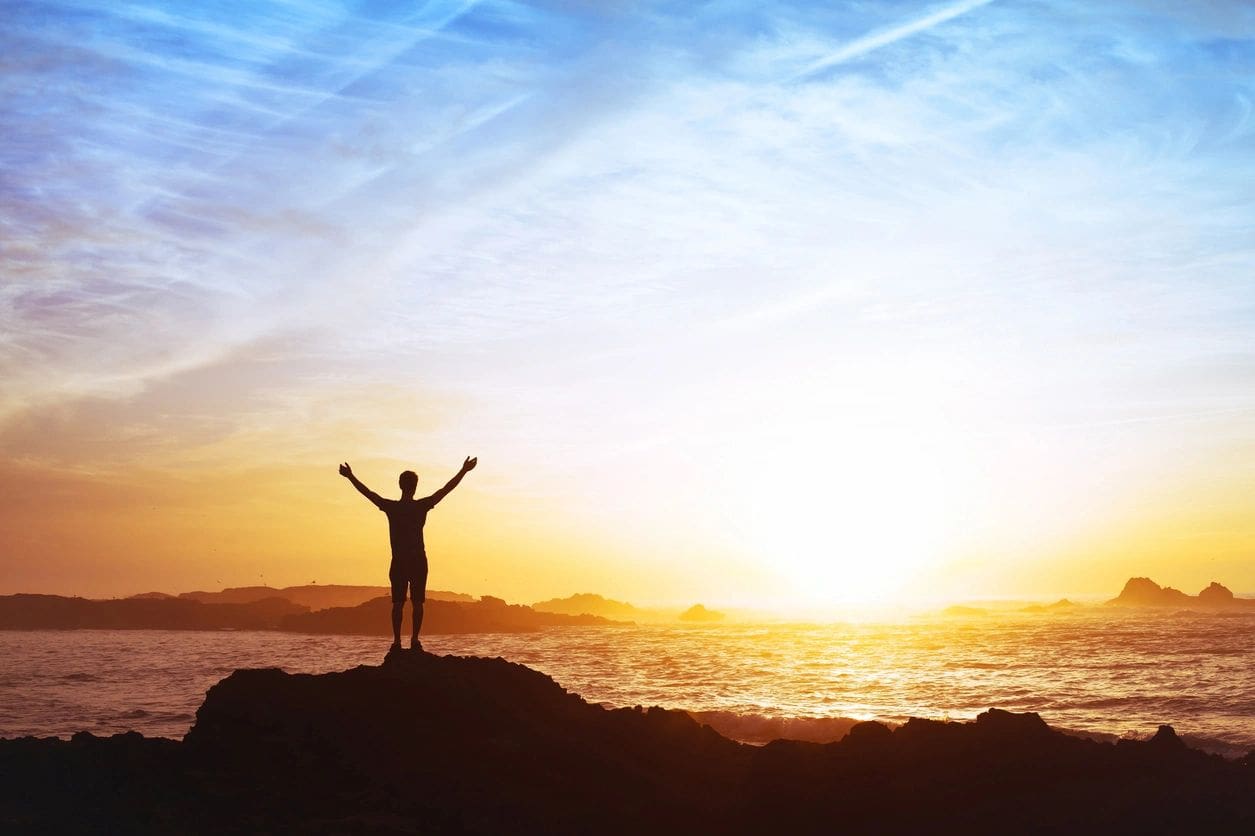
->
xmin=4 ymin=615 xmax=1255 ymax=759
xmin=3 ymin=651 xmax=1252 ymax=834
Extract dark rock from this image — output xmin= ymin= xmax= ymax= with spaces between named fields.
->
xmin=1109 ymin=577 xmax=1193 ymax=607
xmin=2 ymin=656 xmax=1253 ymax=835
xmin=181 ymin=584 xmax=473 ymax=608
xmin=846 ymin=720 xmax=893 ymax=743
xmin=975 ymin=708 xmax=1051 ymax=739
xmin=182 ymin=653 xmax=741 ymax=834
xmin=0 ymin=593 xmax=308 ymax=630
xmin=1022 ymin=598 xmax=1078 ymax=613
xmin=1148 ymin=724 xmax=1186 ymax=750
xmin=278 ymin=595 xmax=625 ymax=636
xmin=1198 ymin=582 xmax=1236 ymax=606
xmin=1108 ymin=577 xmax=1255 ymax=609
xmin=678 ymin=603 xmax=725 ymax=622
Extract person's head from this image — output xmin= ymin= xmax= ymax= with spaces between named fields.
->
xmin=399 ymin=470 xmax=418 ymax=497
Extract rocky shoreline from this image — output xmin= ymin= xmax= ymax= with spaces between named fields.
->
xmin=2 ymin=651 xmax=1252 ymax=834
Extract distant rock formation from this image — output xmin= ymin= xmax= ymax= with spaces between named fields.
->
xmin=2 ymin=655 xmax=1251 ymax=834
xmin=0 ymin=594 xmax=308 ymax=630
xmin=532 ymin=592 xmax=690 ymax=623
xmin=1107 ymin=578 xmax=1255 ymax=609
xmin=533 ymin=592 xmax=640 ymax=619
xmin=0 ymin=590 xmax=623 ymax=635
xmin=1198 ymin=582 xmax=1236 ymax=606
xmin=1020 ymin=598 xmax=1078 ymax=614
xmin=678 ymin=603 xmax=725 ymax=622
xmin=1110 ymin=577 xmax=1193 ymax=607
xmin=179 ymin=584 xmax=472 ymax=610
xmin=278 ymin=595 xmax=626 ymax=635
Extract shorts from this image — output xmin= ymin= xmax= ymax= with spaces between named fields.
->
xmin=389 ymin=552 xmax=429 ymax=604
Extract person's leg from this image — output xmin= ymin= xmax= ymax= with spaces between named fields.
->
xmin=410 ymin=601 xmax=424 ymax=649
xmin=410 ymin=554 xmax=428 ymax=650
xmin=389 ymin=565 xmax=406 ymax=650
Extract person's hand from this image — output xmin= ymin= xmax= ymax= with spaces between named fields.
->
xmin=462 ymin=456 xmax=478 ymax=472
xmin=339 ymin=462 xmax=353 ymax=478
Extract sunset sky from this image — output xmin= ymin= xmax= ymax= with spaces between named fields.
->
xmin=2 ymin=0 xmax=1254 ymax=611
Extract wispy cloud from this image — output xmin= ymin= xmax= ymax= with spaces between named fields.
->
xmin=793 ymin=0 xmax=996 ymax=80
xmin=2 ymin=0 xmax=1254 ymax=597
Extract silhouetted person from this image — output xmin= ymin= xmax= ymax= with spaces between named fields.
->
xmin=338 ymin=457 xmax=477 ymax=652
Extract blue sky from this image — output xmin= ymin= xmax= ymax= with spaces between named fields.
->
xmin=2 ymin=1 xmax=1254 ymax=604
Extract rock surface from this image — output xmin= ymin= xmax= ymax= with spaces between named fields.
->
xmin=278 ymin=595 xmax=625 ymax=635
xmin=0 ymin=593 xmax=309 ymax=630
xmin=1198 ymin=581 xmax=1237 ymax=606
xmin=179 ymin=584 xmax=473 ymax=608
xmin=1020 ymin=598 xmax=1077 ymax=613
xmin=2 ymin=653 xmax=1252 ymax=834
xmin=678 ymin=603 xmax=726 ymax=622
xmin=1108 ymin=577 xmax=1255 ymax=609
xmin=0 ymin=592 xmax=620 ymax=634
xmin=533 ymin=592 xmax=652 ymax=620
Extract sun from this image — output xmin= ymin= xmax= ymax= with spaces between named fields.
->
xmin=724 ymin=429 xmax=959 ymax=609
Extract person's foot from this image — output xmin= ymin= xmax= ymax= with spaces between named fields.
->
xmin=389 ymin=640 xmax=403 ymax=654
xmin=409 ymin=638 xmax=423 ymax=653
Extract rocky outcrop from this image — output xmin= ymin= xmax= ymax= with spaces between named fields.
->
xmin=679 ymin=603 xmax=725 ymax=622
xmin=277 ymin=594 xmax=625 ymax=635
xmin=531 ymin=593 xmax=692 ymax=623
xmin=1198 ymin=582 xmax=1236 ymax=606
xmin=1108 ymin=578 xmax=1254 ymax=609
xmin=1021 ymin=598 xmax=1077 ymax=613
xmin=0 ymin=592 xmax=619 ymax=634
xmin=533 ymin=592 xmax=648 ymax=620
xmin=0 ymin=593 xmax=308 ymax=630
xmin=179 ymin=584 xmax=473 ymax=609
xmin=2 ymin=654 xmax=1251 ymax=834
xmin=1110 ymin=577 xmax=1193 ymax=607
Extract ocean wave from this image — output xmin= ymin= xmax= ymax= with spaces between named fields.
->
xmin=1065 ymin=696 xmax=1139 ymax=709
xmin=691 ymin=709 xmax=1254 ymax=759
xmin=61 ymin=672 xmax=99 ymax=682
xmin=1178 ymin=733 xmax=1253 ymax=760
xmin=687 ymin=710 xmax=878 ymax=745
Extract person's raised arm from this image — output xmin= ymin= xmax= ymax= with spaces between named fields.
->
xmin=339 ymin=462 xmax=386 ymax=509
xmin=428 ymin=456 xmax=477 ymax=506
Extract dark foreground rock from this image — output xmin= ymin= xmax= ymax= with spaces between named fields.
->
xmin=2 ymin=653 xmax=1252 ymax=835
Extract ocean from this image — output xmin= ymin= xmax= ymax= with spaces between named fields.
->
xmin=3 ymin=609 xmax=1253 ymax=757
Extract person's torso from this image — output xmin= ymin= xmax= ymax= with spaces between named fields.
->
xmin=383 ymin=498 xmax=431 ymax=554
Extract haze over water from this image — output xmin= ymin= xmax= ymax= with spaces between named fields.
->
xmin=6 ymin=610 xmax=1253 ymax=758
